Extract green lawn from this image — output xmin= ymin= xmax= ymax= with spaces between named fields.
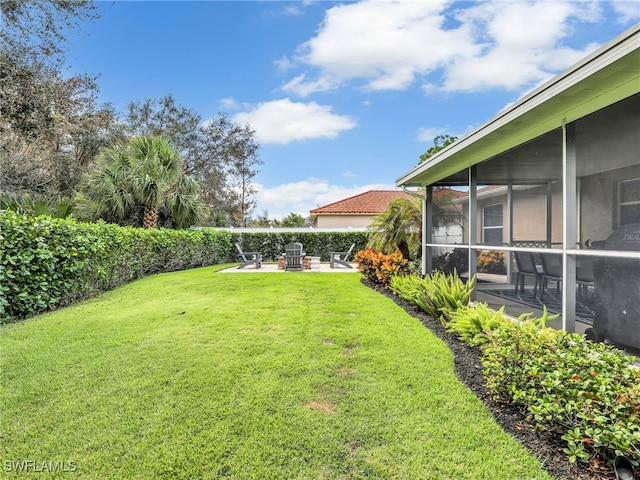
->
xmin=1 ymin=266 xmax=552 ymax=479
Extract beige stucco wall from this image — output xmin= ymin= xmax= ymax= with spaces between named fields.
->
xmin=580 ymin=164 xmax=640 ymax=243
xmin=462 ymin=185 xmax=564 ymax=246
xmin=314 ymin=215 xmax=374 ymax=228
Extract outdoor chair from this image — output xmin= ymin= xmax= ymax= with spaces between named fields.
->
xmin=284 ymin=242 xmax=305 ymax=271
xmin=235 ymin=243 xmax=262 ymax=269
xmin=330 ymin=243 xmax=355 ymax=269
xmin=539 ymin=253 xmax=563 ymax=301
xmin=576 ymin=257 xmax=595 ymax=297
xmin=514 ymin=251 xmax=543 ymax=298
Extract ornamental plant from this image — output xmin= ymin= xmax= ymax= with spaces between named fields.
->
xmin=354 ymin=249 xmax=408 ymax=286
xmin=441 ymin=303 xmax=557 ymax=346
xmin=482 ymin=323 xmax=640 ymax=465
xmin=389 ymin=270 xmax=475 ymax=322
xmin=476 ymin=249 xmax=506 ymax=274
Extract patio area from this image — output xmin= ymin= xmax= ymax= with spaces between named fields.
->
xmin=220 ymin=262 xmax=358 ymax=273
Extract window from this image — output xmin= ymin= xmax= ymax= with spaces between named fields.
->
xmin=483 ymin=204 xmax=503 ymax=245
xmin=618 ymin=178 xmax=640 ymax=226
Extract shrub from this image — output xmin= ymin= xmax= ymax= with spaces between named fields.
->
xmin=389 ymin=270 xmax=475 ymax=321
xmin=387 ymin=264 xmax=639 ymax=468
xmin=432 ymin=248 xmax=468 ymax=275
xmin=482 ymin=324 xmax=640 ymax=465
xmin=442 ymin=304 xmax=558 ymax=346
xmin=354 ymin=249 xmax=408 ymax=286
xmin=0 ymin=211 xmax=232 ymax=323
xmin=476 ymin=250 xmax=506 ymax=274
xmin=230 ymin=231 xmax=368 ymax=262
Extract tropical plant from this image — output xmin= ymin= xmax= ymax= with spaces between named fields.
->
xmin=367 ymin=189 xmax=463 ymax=260
xmin=0 ymin=194 xmax=74 ymax=218
xmin=88 ymin=136 xmax=206 ymax=228
xmin=353 ymin=249 xmax=408 ymax=286
xmin=367 ymin=197 xmax=421 ymax=259
xmin=477 ymin=250 xmax=506 ymax=274
xmin=389 ymin=270 xmax=475 ymax=322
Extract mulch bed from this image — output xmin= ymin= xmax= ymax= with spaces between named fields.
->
xmin=362 ymin=279 xmax=627 ymax=480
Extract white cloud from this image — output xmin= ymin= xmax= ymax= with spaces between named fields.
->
xmin=275 ymin=56 xmax=295 ymax=72
xmin=417 ymin=126 xmax=449 ymax=143
xmin=231 ymin=98 xmax=357 ymax=144
xmin=282 ymin=0 xmax=613 ymax=96
xmin=219 ymin=97 xmax=239 ymax=111
xmin=255 ymin=179 xmax=397 ymax=219
xmin=284 ymin=0 xmax=468 ymax=96
xmin=611 ymin=0 xmax=640 ymax=23
xmin=442 ymin=1 xmax=601 ymax=92
xmin=341 ymin=171 xmax=358 ymax=178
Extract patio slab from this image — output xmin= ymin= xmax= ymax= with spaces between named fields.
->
xmin=219 ymin=262 xmax=358 ymax=273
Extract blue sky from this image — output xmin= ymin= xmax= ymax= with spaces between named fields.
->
xmin=63 ymin=1 xmax=640 ymax=219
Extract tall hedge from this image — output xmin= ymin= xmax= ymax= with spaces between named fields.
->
xmin=0 ymin=211 xmax=232 ymax=323
xmin=229 ymin=231 xmax=368 ymax=262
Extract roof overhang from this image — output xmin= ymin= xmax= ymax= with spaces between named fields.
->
xmin=396 ymin=24 xmax=640 ymax=188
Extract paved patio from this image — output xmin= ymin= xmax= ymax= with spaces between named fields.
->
xmin=220 ymin=262 xmax=358 ymax=273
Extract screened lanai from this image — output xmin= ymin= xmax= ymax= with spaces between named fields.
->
xmin=396 ymin=25 xmax=640 ymax=352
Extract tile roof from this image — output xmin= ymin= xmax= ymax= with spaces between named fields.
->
xmin=309 ymin=189 xmax=465 ymax=215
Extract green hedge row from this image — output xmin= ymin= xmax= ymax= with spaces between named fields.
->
xmin=229 ymin=231 xmax=368 ymax=262
xmin=0 ymin=211 xmax=232 ymax=323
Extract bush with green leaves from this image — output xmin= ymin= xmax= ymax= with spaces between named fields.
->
xmin=482 ymin=323 xmax=640 ymax=465
xmin=441 ymin=303 xmax=558 ymax=346
xmin=0 ymin=211 xmax=232 ymax=323
xmin=230 ymin=231 xmax=367 ymax=262
xmin=389 ymin=270 xmax=475 ymax=322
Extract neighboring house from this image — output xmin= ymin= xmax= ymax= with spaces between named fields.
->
xmin=309 ymin=190 xmax=464 ymax=243
xmin=309 ymin=190 xmax=413 ymax=228
xmin=395 ymin=24 xmax=640 ymax=348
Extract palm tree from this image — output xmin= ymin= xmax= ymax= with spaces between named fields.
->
xmin=88 ymin=136 xmax=206 ymax=228
xmin=367 ymin=189 xmax=464 ymax=260
xmin=368 ymin=197 xmax=422 ymax=259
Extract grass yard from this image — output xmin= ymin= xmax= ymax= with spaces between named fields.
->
xmin=1 ymin=266 xmax=553 ymax=479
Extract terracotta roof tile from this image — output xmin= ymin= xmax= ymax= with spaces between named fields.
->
xmin=309 ymin=189 xmax=465 ymax=215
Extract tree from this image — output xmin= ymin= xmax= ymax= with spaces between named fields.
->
xmin=126 ymin=96 xmax=262 ymax=225
xmin=88 ymin=136 xmax=206 ymax=228
xmin=419 ymin=134 xmax=457 ymax=164
xmin=1 ymin=49 xmax=123 ymax=199
xmin=226 ymin=128 xmax=262 ymax=227
xmin=0 ymin=0 xmax=99 ymax=65
xmin=368 ymin=197 xmax=422 ymax=259
xmin=367 ymin=189 xmax=463 ymax=260
xmin=278 ymin=212 xmax=306 ymax=227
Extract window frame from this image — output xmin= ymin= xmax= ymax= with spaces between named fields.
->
xmin=482 ymin=203 xmax=504 ymax=245
xmin=618 ymin=177 xmax=640 ymax=227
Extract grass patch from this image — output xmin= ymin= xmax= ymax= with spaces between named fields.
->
xmin=1 ymin=267 xmax=553 ymax=479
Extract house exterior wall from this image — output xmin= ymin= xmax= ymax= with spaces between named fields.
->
xmin=396 ymin=28 xmax=640 ymax=345
xmin=314 ymin=215 xmax=374 ymax=228
xmin=580 ymin=164 xmax=640 ymax=243
xmin=460 ymin=186 xmax=563 ymax=246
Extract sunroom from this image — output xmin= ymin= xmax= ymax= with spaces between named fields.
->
xmin=396 ymin=25 xmax=640 ymax=353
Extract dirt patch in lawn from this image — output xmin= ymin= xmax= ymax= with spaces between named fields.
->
xmin=308 ymin=399 xmax=337 ymax=415
xmin=362 ymin=278 xmax=626 ymax=480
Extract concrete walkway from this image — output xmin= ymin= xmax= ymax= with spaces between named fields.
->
xmin=219 ymin=262 xmax=358 ymax=273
